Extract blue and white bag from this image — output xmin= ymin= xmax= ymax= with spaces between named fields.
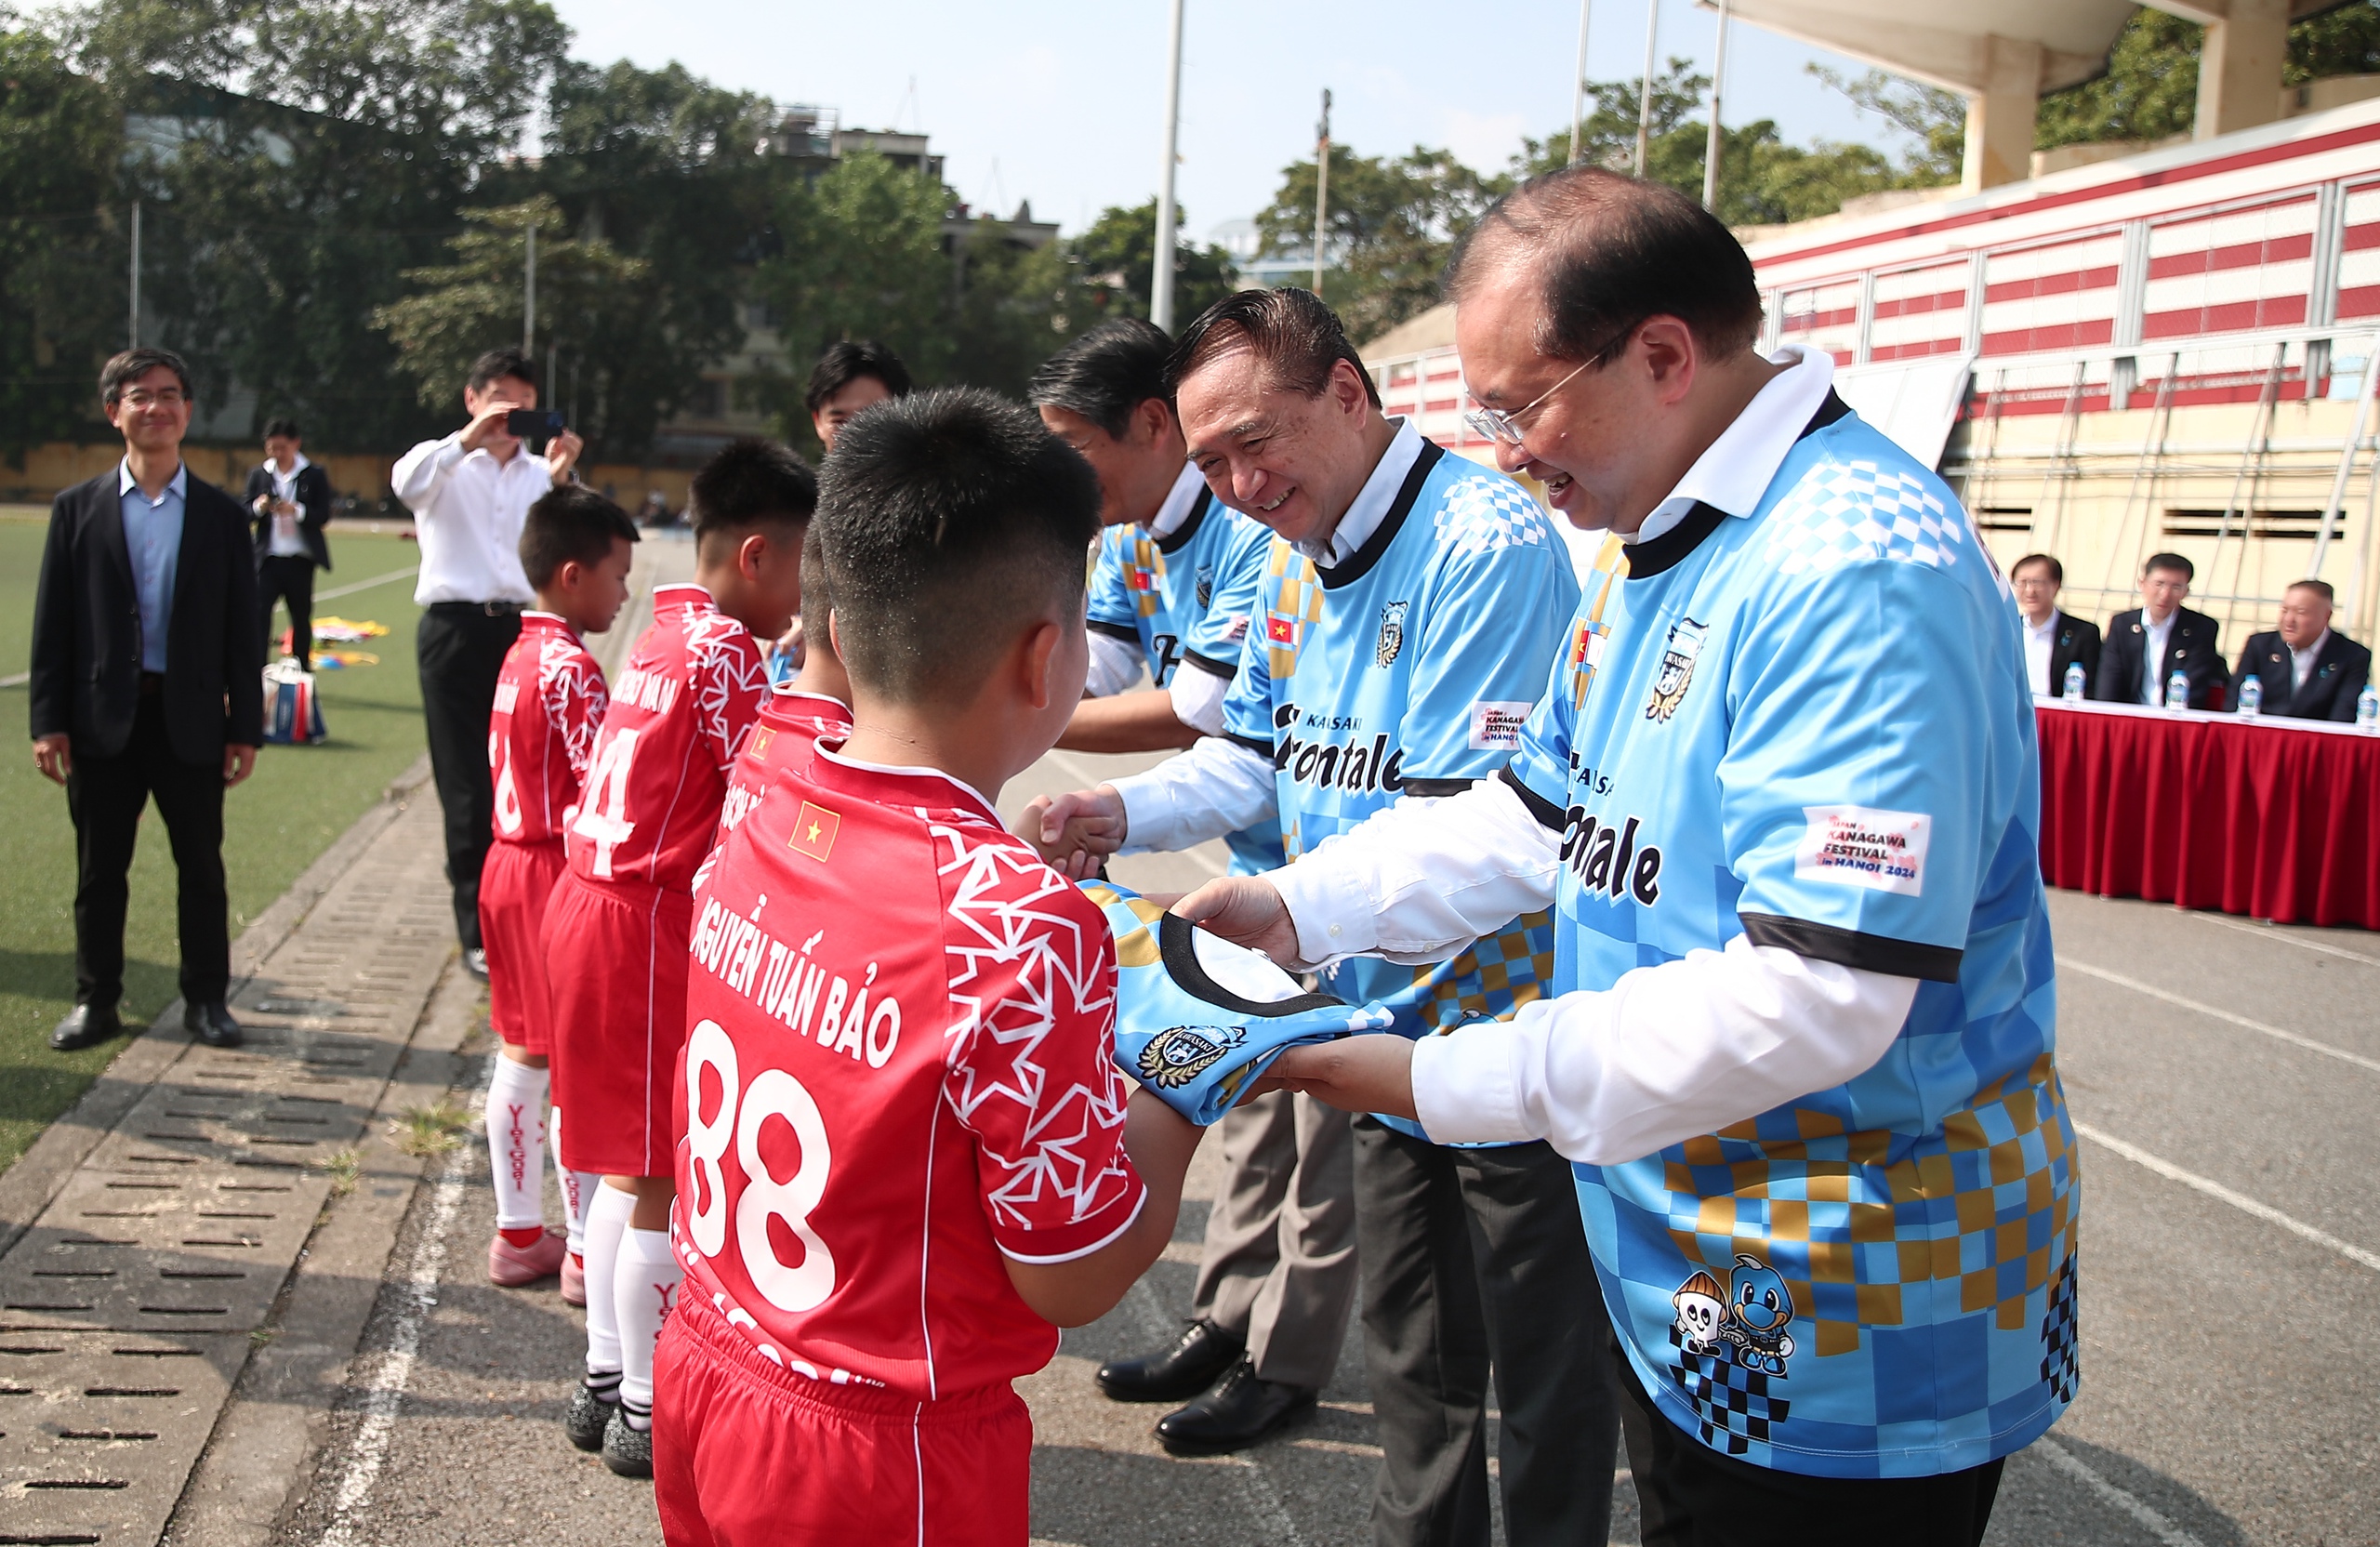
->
xmin=261 ymin=658 xmax=327 ymax=745
xmin=1084 ymin=881 xmax=1391 ymax=1125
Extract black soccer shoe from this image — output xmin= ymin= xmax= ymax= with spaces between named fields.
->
xmin=602 ymin=1407 xmax=654 ymax=1479
xmin=1155 ymin=1357 xmax=1316 ymax=1457
xmin=1096 ymin=1318 xmax=1245 ymax=1404
xmin=564 ymin=1379 xmax=618 ymax=1452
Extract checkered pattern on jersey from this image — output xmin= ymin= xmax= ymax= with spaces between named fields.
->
xmin=1129 ymin=533 xmax=1165 ymax=619
xmin=935 ymin=820 xmax=1140 ymax=1237
xmin=2040 ymin=1245 xmax=2080 ymax=1406
xmin=1263 ymin=544 xmax=1324 ymax=681
xmin=1421 ymin=911 xmax=1558 ymax=1026
xmin=1656 ymin=1054 xmax=2079 ymax=1361
xmin=1433 ymin=474 xmax=1554 ymax=560
xmin=1665 ymin=1329 xmax=1792 ymax=1456
xmin=1567 ymin=534 xmax=1629 ymax=709
xmin=1762 ymin=459 xmax=1966 ymax=576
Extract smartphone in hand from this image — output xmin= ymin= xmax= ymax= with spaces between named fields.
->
xmin=506 ymin=408 xmax=565 ymax=443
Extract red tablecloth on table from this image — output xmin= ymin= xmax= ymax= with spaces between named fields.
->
xmin=2034 ymin=699 xmax=2380 ymax=928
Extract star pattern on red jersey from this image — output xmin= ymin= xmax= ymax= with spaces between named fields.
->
xmin=681 ymin=608 xmax=774 ymax=774
xmin=935 ymin=819 xmax=1136 ymax=1241
xmin=541 ymin=635 xmax=608 ymax=784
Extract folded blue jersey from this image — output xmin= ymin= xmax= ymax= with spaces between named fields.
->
xmin=1085 ymin=881 xmax=1393 ymax=1125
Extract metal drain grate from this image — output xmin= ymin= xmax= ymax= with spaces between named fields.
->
xmin=0 ymin=793 xmax=458 ymax=1545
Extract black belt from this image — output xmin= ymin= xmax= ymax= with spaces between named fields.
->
xmin=425 ymin=601 xmax=525 ymax=616
xmin=139 ymin=670 xmax=164 ymax=697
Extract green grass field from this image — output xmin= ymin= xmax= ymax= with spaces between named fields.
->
xmin=0 ymin=515 xmax=430 ymax=1172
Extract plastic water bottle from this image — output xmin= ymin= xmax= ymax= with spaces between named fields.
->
xmin=2236 ymin=675 xmax=2262 ymax=717
xmin=2063 ymin=662 xmax=2086 ymax=702
xmin=2167 ymin=668 xmax=2191 ymax=711
xmin=2359 ymin=682 xmax=2379 ymax=731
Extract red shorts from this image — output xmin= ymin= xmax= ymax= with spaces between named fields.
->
xmin=478 ymin=839 xmax=566 ymax=1055
xmin=654 ymin=1293 xmax=1028 ymax=1547
xmin=541 ymin=869 xmax=694 ymax=1177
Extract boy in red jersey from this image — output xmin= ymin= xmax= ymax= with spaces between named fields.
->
xmin=545 ymin=440 xmax=812 ymax=1478
xmin=654 ymin=390 xmax=1201 ymax=1547
xmin=716 ymin=526 xmax=850 ymax=840
xmin=481 ymin=487 xmax=639 ymax=1299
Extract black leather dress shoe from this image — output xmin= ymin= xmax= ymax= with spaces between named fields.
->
xmin=1096 ymin=1318 xmax=1245 ymax=1404
xmin=184 ymin=1001 xmax=244 ymax=1049
xmin=1155 ymin=1358 xmax=1316 ymax=1456
xmin=49 ymin=1003 xmax=121 ymax=1052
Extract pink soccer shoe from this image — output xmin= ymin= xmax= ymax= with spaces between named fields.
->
xmin=488 ymin=1227 xmax=568 ymax=1287
xmin=561 ymin=1250 xmax=588 ymax=1307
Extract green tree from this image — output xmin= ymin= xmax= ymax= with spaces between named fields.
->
xmin=1070 ymin=199 xmax=1238 ymax=325
xmin=2038 ymin=3 xmax=2380 ymax=150
xmin=374 ymin=197 xmax=653 ymax=433
xmin=1257 ymin=146 xmax=1496 ymax=343
xmin=0 ymin=20 xmax=125 ymax=465
xmin=759 ymin=150 xmax=959 ymax=388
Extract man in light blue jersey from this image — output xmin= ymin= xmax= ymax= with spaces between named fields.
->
xmin=1027 ymin=319 xmax=1341 ymax=1451
xmin=1028 ymin=289 xmax=1618 ymax=1545
xmin=1182 ymin=170 xmax=2069 ymax=1545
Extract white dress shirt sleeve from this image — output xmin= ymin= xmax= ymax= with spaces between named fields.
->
xmin=1409 ymin=938 xmax=1918 ymax=1165
xmin=1167 ymin=666 xmax=1232 ymax=739
xmin=1111 ymin=736 xmax=1278 ymax=853
xmin=1083 ymin=631 xmax=1144 ymax=698
xmin=391 ymin=432 xmax=466 ymax=514
xmin=1266 ymin=774 xmax=1559 ymax=969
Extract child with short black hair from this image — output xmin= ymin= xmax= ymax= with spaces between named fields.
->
xmin=544 ymin=439 xmax=813 ymax=1478
xmin=654 ymin=390 xmax=1200 ymax=1547
xmin=481 ymin=485 xmax=638 ymax=1300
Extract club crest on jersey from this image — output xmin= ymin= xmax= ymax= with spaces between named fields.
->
xmin=1195 ymin=563 xmax=1214 ymax=610
xmin=1136 ymin=1025 xmax=1246 ymax=1088
xmin=1376 ymin=600 xmax=1408 ymax=667
xmin=1645 ymin=618 xmax=1708 ymax=723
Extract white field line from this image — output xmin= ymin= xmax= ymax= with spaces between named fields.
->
xmin=2031 ymin=1435 xmax=2208 ymax=1547
xmin=309 ymin=563 xmax=422 ymax=604
xmin=1121 ymin=1278 xmax=1305 ymax=1546
xmin=317 ymin=1056 xmax=491 ymax=1547
xmin=2188 ymin=909 xmax=2380 ymax=966
xmin=2057 ymin=958 xmax=2380 ymax=1076
xmin=2075 ymin=1122 xmax=2380 ymax=1275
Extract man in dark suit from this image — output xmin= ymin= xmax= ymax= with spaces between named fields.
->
xmin=30 ymin=349 xmax=262 ymax=1052
xmin=245 ymin=416 xmax=334 ymax=665
xmin=2095 ymin=551 xmax=2226 ymax=709
xmin=2230 ymin=579 xmax=2373 ymax=721
xmin=2011 ymin=552 xmax=2102 ymax=696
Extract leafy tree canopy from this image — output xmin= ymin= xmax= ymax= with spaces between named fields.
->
xmin=1072 ymin=198 xmax=1239 ymax=324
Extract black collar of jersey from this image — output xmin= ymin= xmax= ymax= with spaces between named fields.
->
xmin=1158 ymin=912 xmax=1345 ymax=1016
xmin=1155 ymin=488 xmax=1213 ymax=555
xmin=1318 ymin=439 xmax=1445 ymax=590
xmin=1623 ymin=388 xmax=1854 ymax=581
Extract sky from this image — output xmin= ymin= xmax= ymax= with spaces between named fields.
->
xmin=547 ymin=0 xmax=1916 ymax=238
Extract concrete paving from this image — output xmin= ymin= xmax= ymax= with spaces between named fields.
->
xmin=16 ymin=526 xmax=2372 ymax=1545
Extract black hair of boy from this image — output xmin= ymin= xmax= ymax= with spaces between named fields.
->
xmin=816 ymin=388 xmax=1099 ymax=706
xmin=803 ymin=340 xmax=914 ymax=418
xmin=688 ymin=438 xmax=819 ymax=554
xmin=263 ymin=416 xmax=302 ymax=442
xmin=521 ymin=485 xmax=641 ymax=590
xmin=1026 ymin=319 xmax=1170 ymax=437
xmin=798 ymin=522 xmax=835 ymax=649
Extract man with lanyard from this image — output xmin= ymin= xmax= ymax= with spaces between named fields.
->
xmin=1029 ymin=289 xmax=1618 ymax=1544
xmin=1183 ymin=169 xmax=2072 ymax=1544
xmin=1029 ymin=319 xmax=1334 ymax=1456
xmin=391 ymin=347 xmax=584 ymax=975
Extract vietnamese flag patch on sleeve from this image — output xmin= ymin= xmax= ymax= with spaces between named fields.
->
xmin=1266 ymin=615 xmax=1297 ymax=644
xmin=788 ymin=800 xmax=841 ymax=862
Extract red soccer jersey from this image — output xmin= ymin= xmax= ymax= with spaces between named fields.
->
xmin=566 ymin=584 xmax=767 ymax=890
xmin=716 ymin=686 xmax=853 ymax=840
xmin=673 ymin=745 xmax=1146 ymax=1400
xmin=489 ymin=611 xmax=608 ymax=846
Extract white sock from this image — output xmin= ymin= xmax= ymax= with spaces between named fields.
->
xmin=581 ymin=1183 xmax=637 ymax=1378
xmin=549 ymin=1105 xmax=598 ymax=1255
xmin=615 ymin=1225 xmax=682 ymax=1430
xmin=484 ymin=1056 xmax=550 ymax=1233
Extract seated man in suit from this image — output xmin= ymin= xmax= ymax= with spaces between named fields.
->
xmin=30 ymin=348 xmax=262 ymax=1052
xmin=2230 ymin=579 xmax=2372 ymax=721
xmin=246 ymin=416 xmax=334 ymax=667
xmin=2096 ymin=551 xmax=2226 ymax=709
xmin=2012 ymin=552 xmax=2101 ymax=696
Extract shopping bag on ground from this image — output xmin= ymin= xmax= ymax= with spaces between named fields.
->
xmin=262 ymin=658 xmax=328 ymax=745
xmin=1084 ymin=880 xmax=1391 ymax=1124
